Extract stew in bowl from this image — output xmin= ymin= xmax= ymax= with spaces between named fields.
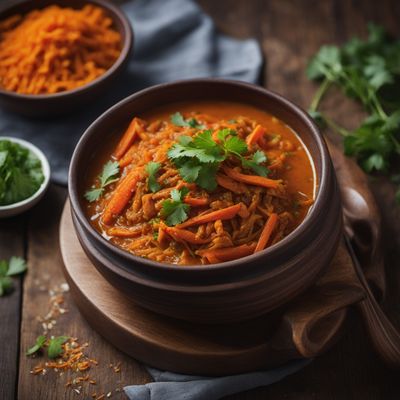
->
xmin=84 ymin=101 xmax=316 ymax=265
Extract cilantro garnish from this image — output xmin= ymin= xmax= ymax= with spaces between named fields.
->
xmin=26 ymin=335 xmax=69 ymax=359
xmin=307 ymin=24 xmax=400 ymax=201
xmin=241 ymin=150 xmax=269 ymax=177
xmin=167 ymin=129 xmax=268 ymax=190
xmin=146 ymin=161 xmax=162 ymax=193
xmin=85 ymin=160 xmax=120 ymax=202
xmin=0 ymin=256 xmax=27 ymax=297
xmin=48 ymin=336 xmax=69 ymax=359
xmin=170 ymin=112 xmax=205 ymax=129
xmin=26 ymin=335 xmax=47 ymax=356
xmin=160 ymin=187 xmax=190 ymax=226
xmin=0 ymin=140 xmax=44 ymax=206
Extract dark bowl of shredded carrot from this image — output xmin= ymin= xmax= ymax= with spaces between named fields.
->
xmin=69 ymin=79 xmax=343 ymax=324
xmin=0 ymin=0 xmax=132 ymax=117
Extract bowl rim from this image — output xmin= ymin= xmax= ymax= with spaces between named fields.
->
xmin=69 ymin=78 xmax=330 ymax=272
xmin=0 ymin=136 xmax=51 ymax=211
xmin=0 ymin=0 xmax=133 ymax=100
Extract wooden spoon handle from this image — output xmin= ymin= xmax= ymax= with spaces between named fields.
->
xmin=345 ymin=235 xmax=400 ymax=366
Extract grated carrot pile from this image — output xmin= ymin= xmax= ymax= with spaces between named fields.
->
xmin=0 ymin=4 xmax=122 ymax=95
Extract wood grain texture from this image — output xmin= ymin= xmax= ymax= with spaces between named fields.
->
xmin=17 ymin=186 xmax=150 ymax=400
xmin=0 ymin=215 xmax=25 ymax=400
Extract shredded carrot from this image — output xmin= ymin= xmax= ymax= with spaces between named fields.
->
xmin=85 ymin=108 xmax=315 ymax=265
xmin=0 ymin=5 xmax=121 ymax=95
xmin=118 ymin=146 xmax=136 ymax=168
xmin=184 ymin=196 xmax=209 ymax=207
xmin=222 ymin=166 xmax=281 ymax=189
xmin=107 ymin=227 xmax=143 ymax=238
xmin=216 ymin=174 xmax=247 ymax=194
xmin=114 ymin=118 xmax=145 ymax=160
xmin=199 ymin=243 xmax=256 ymax=263
xmin=255 ymin=213 xmax=279 ymax=253
xmin=246 ymin=125 xmax=266 ymax=146
xmin=165 ymin=227 xmax=211 ymax=244
xmin=178 ymin=204 xmax=241 ymax=229
xmin=157 ymin=225 xmax=168 ymax=245
xmin=102 ymin=169 xmax=141 ymax=224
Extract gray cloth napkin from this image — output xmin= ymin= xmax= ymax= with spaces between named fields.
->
xmin=0 ymin=0 xmax=262 ymax=185
xmin=124 ymin=360 xmax=311 ymax=400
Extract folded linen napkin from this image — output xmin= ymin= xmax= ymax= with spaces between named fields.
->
xmin=124 ymin=360 xmax=311 ymax=400
xmin=0 ymin=0 xmax=262 ymax=185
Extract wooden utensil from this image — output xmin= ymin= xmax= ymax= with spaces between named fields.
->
xmin=328 ymin=141 xmax=400 ymax=367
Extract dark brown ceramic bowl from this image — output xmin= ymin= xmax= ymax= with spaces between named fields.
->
xmin=0 ymin=0 xmax=132 ymax=117
xmin=69 ymin=79 xmax=342 ymax=324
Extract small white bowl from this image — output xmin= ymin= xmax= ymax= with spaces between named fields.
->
xmin=0 ymin=137 xmax=50 ymax=218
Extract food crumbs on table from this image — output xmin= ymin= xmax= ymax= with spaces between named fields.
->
xmin=28 ymin=281 xmax=125 ymax=397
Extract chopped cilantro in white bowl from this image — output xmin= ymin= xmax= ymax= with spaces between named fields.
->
xmin=0 ymin=137 xmax=50 ymax=218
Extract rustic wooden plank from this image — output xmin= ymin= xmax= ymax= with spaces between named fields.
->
xmin=18 ymin=186 xmax=150 ymax=400
xmin=0 ymin=215 xmax=25 ymax=400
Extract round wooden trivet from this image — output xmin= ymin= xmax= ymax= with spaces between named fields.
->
xmin=59 ymin=201 xmax=364 ymax=375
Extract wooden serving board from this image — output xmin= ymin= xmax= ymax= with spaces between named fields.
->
xmin=60 ymin=201 xmax=365 ymax=376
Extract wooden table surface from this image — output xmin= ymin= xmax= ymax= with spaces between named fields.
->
xmin=1 ymin=0 xmax=400 ymax=399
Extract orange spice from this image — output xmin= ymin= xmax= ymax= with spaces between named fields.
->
xmin=0 ymin=4 xmax=121 ymax=95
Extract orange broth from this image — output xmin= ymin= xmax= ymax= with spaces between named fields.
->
xmin=85 ymin=101 xmax=315 ymax=265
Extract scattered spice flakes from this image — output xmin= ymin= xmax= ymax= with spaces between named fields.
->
xmin=29 ymin=282 xmax=125 ymax=397
xmin=36 ymin=282 xmax=69 ymax=335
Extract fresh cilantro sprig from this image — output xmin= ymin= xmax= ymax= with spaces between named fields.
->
xmin=307 ymin=24 xmax=400 ymax=201
xmin=171 ymin=112 xmax=205 ymax=129
xmin=0 ymin=256 xmax=27 ymax=296
xmin=85 ymin=160 xmax=120 ymax=202
xmin=48 ymin=336 xmax=69 ymax=358
xmin=160 ymin=187 xmax=190 ymax=226
xmin=241 ymin=150 xmax=269 ymax=177
xmin=26 ymin=335 xmax=47 ymax=356
xmin=146 ymin=161 xmax=162 ymax=193
xmin=26 ymin=335 xmax=69 ymax=358
xmin=168 ymin=129 xmax=268 ymax=191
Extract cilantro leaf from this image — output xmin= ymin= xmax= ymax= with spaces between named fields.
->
xmin=84 ymin=188 xmax=103 ymax=202
xmin=85 ymin=161 xmax=120 ymax=202
xmin=47 ymin=336 xmax=69 ymax=359
xmin=171 ymin=112 xmax=205 ymax=129
xmin=26 ymin=335 xmax=47 ymax=356
xmin=160 ymin=187 xmax=190 ymax=226
xmin=0 ymin=276 xmax=12 ymax=296
xmin=0 ymin=260 xmax=8 ymax=276
xmin=241 ymin=150 xmax=269 ymax=177
xmin=168 ymin=131 xmax=224 ymax=165
xmin=146 ymin=161 xmax=162 ymax=193
xmin=178 ymin=160 xmax=201 ymax=183
xmin=0 ymin=256 xmax=27 ymax=296
xmin=171 ymin=112 xmax=188 ymax=127
xmin=100 ymin=161 xmax=120 ymax=187
xmin=196 ymin=163 xmax=219 ymax=191
xmin=0 ymin=140 xmax=44 ymax=206
xmin=223 ymin=136 xmax=248 ymax=155
xmin=7 ymin=256 xmax=27 ymax=276
xmin=168 ymin=128 xmax=268 ymax=190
